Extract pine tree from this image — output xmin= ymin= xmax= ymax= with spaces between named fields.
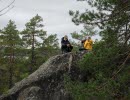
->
xmin=65 ymin=0 xmax=130 ymax=99
xmin=70 ymin=0 xmax=130 ymax=45
xmin=21 ymin=14 xmax=46 ymax=73
xmin=42 ymin=34 xmax=59 ymax=56
xmin=0 ymin=20 xmax=21 ymax=88
xmin=35 ymin=34 xmax=60 ymax=67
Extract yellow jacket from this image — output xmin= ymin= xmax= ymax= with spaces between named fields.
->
xmin=84 ymin=39 xmax=93 ymax=50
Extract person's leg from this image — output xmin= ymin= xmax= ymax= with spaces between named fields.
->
xmin=79 ymin=48 xmax=86 ymax=51
xmin=66 ymin=46 xmax=70 ymax=52
xmin=67 ymin=45 xmax=73 ymax=52
xmin=71 ymin=45 xmax=73 ymax=50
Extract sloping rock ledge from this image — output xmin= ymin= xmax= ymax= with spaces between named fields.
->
xmin=0 ymin=52 xmax=83 ymax=100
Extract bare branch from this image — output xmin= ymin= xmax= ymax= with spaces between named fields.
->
xmin=0 ymin=5 xmax=14 ymax=16
xmin=0 ymin=0 xmax=15 ymax=16
xmin=0 ymin=0 xmax=15 ymax=12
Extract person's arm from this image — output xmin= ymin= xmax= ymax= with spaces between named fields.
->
xmin=67 ymin=40 xmax=70 ymax=45
xmin=61 ymin=38 xmax=65 ymax=45
xmin=84 ymin=40 xmax=88 ymax=48
xmin=63 ymin=39 xmax=71 ymax=47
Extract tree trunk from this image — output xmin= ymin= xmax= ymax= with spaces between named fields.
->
xmin=9 ymin=46 xmax=14 ymax=89
xmin=30 ymin=32 xmax=35 ymax=73
xmin=9 ymin=62 xmax=13 ymax=89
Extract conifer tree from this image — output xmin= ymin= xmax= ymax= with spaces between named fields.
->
xmin=22 ymin=14 xmax=46 ymax=73
xmin=0 ymin=20 xmax=21 ymax=88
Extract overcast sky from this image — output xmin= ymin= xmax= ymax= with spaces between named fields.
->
xmin=0 ymin=0 xmax=100 ymax=40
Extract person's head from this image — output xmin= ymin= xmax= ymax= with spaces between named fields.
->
xmin=64 ymin=35 xmax=68 ymax=40
xmin=88 ymin=37 xmax=91 ymax=40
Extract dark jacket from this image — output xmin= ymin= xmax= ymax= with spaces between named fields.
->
xmin=61 ymin=37 xmax=70 ymax=46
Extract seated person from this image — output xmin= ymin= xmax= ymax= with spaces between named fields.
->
xmin=61 ymin=35 xmax=73 ymax=53
xmin=79 ymin=37 xmax=93 ymax=51
xmin=84 ymin=37 xmax=93 ymax=51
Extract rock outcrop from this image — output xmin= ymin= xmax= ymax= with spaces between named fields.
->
xmin=0 ymin=52 xmax=83 ymax=100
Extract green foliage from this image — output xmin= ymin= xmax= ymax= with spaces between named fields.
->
xmin=22 ymin=14 xmax=46 ymax=48
xmin=0 ymin=15 xmax=60 ymax=94
xmin=67 ymin=0 xmax=130 ymax=99
xmin=21 ymin=14 xmax=47 ymax=72
xmin=42 ymin=34 xmax=59 ymax=48
xmin=65 ymin=74 xmax=110 ymax=100
xmin=0 ymin=20 xmax=22 ymax=89
xmin=22 ymin=16 xmax=46 ymax=52
xmin=80 ymin=42 xmax=122 ymax=75
xmin=65 ymin=42 xmax=130 ymax=99
xmin=71 ymin=26 xmax=96 ymax=41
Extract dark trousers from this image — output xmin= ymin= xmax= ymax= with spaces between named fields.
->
xmin=61 ymin=45 xmax=73 ymax=53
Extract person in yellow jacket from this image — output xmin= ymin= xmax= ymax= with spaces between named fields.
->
xmin=84 ymin=37 xmax=93 ymax=51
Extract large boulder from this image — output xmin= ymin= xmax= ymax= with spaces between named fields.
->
xmin=0 ymin=52 xmax=82 ymax=100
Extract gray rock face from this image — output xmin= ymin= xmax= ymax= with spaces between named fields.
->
xmin=0 ymin=53 xmax=82 ymax=100
xmin=17 ymin=86 xmax=44 ymax=100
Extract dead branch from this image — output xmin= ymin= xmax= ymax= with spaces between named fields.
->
xmin=0 ymin=6 xmax=14 ymax=16
xmin=0 ymin=0 xmax=15 ymax=16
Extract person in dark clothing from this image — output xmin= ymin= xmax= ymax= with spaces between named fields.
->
xmin=61 ymin=35 xmax=73 ymax=53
